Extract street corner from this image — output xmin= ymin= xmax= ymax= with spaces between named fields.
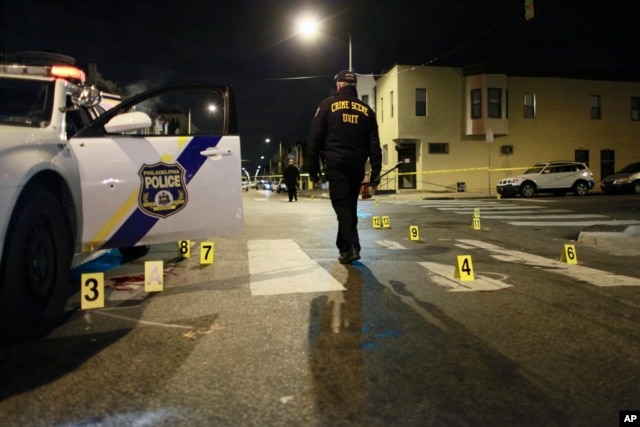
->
xmin=578 ymin=223 xmax=640 ymax=256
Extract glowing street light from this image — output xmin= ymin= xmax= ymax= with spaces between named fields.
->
xmin=295 ymin=14 xmax=320 ymax=39
xmin=295 ymin=13 xmax=352 ymax=71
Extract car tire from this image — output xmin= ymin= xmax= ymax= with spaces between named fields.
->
xmin=572 ymin=180 xmax=589 ymax=196
xmin=632 ymin=180 xmax=640 ymax=195
xmin=119 ymin=245 xmax=151 ymax=259
xmin=0 ymin=187 xmax=72 ymax=342
xmin=520 ymin=182 xmax=536 ymax=198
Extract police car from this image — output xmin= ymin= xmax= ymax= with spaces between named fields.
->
xmin=0 ymin=53 xmax=243 ymax=341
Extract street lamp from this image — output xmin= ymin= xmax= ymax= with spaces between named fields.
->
xmin=266 ymin=137 xmax=283 ymax=174
xmin=295 ymin=13 xmax=352 ymax=71
xmin=242 ymin=167 xmax=251 ymax=180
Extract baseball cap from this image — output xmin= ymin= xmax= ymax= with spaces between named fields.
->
xmin=335 ymin=70 xmax=357 ymax=84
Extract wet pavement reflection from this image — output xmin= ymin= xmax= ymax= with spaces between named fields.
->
xmin=308 ymin=262 xmax=570 ymax=425
xmin=310 ymin=264 xmax=366 ymax=425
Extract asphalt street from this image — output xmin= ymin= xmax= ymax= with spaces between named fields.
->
xmin=0 ymin=188 xmax=639 ymax=426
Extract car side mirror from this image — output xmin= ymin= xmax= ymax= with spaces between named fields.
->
xmin=104 ymin=111 xmax=152 ymax=133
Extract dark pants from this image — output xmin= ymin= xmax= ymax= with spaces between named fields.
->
xmin=327 ymin=165 xmax=364 ymax=253
xmin=286 ymin=181 xmax=297 ymax=201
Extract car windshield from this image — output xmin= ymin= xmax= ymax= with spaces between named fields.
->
xmin=618 ymin=162 xmax=640 ymax=173
xmin=0 ymin=78 xmax=54 ymax=127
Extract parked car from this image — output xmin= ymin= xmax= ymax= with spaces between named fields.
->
xmin=496 ymin=161 xmax=595 ymax=198
xmin=242 ymin=177 xmax=249 ymax=191
xmin=259 ymin=180 xmax=273 ymax=191
xmin=275 ymin=179 xmax=288 ymax=193
xmin=601 ymin=162 xmax=640 ymax=194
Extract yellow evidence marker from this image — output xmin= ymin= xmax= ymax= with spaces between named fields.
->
xmin=375 ymin=199 xmax=380 ymax=206
xmin=409 ymin=225 xmax=420 ymax=241
xmin=472 ymin=208 xmax=481 ymax=230
xmin=200 ymin=241 xmax=215 ymax=264
xmin=560 ymin=244 xmax=578 ymax=264
xmin=472 ymin=217 xmax=481 ymax=230
xmin=372 ymin=216 xmax=381 ymax=229
xmin=382 ymin=215 xmax=391 ymax=228
xmin=81 ymin=272 xmax=105 ymax=309
xmin=178 ymin=240 xmax=191 ymax=258
xmin=454 ymin=255 xmax=475 ymax=281
xmin=145 ymin=260 xmax=164 ymax=292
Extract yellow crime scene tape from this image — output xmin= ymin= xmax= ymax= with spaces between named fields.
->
xmin=395 ymin=166 xmax=528 ymax=177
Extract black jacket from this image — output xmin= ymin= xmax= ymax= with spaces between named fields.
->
xmin=308 ymin=85 xmax=382 ymax=180
xmin=283 ymin=164 xmax=300 ymax=185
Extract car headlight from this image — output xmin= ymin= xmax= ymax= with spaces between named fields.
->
xmin=615 ymin=177 xmax=629 ymax=184
xmin=502 ymin=178 xmax=519 ymax=185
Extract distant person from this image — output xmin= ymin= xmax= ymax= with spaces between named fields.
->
xmin=168 ymin=118 xmax=179 ymax=134
xmin=283 ymin=158 xmax=301 ymax=202
xmin=308 ymin=70 xmax=382 ymax=264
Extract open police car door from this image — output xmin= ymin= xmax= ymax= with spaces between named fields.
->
xmin=70 ymin=85 xmax=243 ymax=252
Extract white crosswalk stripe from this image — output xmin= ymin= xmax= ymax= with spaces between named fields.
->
xmin=418 ymin=261 xmax=513 ymax=292
xmin=248 ymin=239 xmax=345 ymax=296
xmin=458 ymin=239 xmax=640 ymax=287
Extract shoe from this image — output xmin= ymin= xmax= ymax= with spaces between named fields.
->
xmin=338 ymin=247 xmax=360 ymax=264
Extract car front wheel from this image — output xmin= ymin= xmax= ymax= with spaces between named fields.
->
xmin=632 ymin=180 xmax=640 ymax=195
xmin=573 ymin=181 xmax=589 ymax=196
xmin=520 ymin=182 xmax=536 ymax=198
xmin=0 ymin=188 xmax=72 ymax=342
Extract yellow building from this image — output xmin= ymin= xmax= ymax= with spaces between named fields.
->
xmin=375 ymin=64 xmax=640 ymax=193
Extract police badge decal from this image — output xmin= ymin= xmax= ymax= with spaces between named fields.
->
xmin=138 ymin=162 xmax=188 ymax=218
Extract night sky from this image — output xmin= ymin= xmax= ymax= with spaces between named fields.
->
xmin=2 ymin=0 xmax=639 ymax=171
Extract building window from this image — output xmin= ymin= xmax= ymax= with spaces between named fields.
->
xmin=380 ymin=97 xmax=384 ymax=123
xmin=471 ymin=89 xmax=481 ymax=119
xmin=506 ymin=90 xmax=509 ymax=118
xmin=488 ymin=88 xmax=502 ymax=118
xmin=524 ymin=92 xmax=535 ymax=118
xmin=361 ymin=94 xmax=369 ymax=104
xmin=428 ymin=143 xmax=449 ymax=154
xmin=416 ymin=88 xmax=427 ymax=116
xmin=631 ymin=97 xmax=640 ymax=121
xmin=590 ymin=95 xmax=601 ymax=119
xmin=390 ymin=91 xmax=394 ymax=118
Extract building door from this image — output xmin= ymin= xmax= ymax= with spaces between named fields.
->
xmin=396 ymin=144 xmax=416 ymax=189
xmin=575 ymin=149 xmax=589 ymax=166
xmin=601 ymin=149 xmax=615 ymax=181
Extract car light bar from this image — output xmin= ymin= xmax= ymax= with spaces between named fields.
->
xmin=2 ymin=64 xmax=86 ymax=83
xmin=51 ymin=65 xmax=86 ymax=82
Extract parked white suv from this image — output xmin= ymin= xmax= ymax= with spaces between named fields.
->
xmin=496 ymin=161 xmax=595 ymax=198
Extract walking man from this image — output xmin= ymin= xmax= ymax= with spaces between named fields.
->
xmin=283 ymin=158 xmax=300 ymax=202
xmin=308 ymin=70 xmax=382 ymax=264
